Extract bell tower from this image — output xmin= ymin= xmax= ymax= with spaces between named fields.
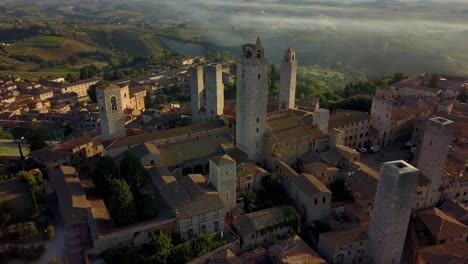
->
xmin=236 ymin=37 xmax=269 ymax=164
xmin=97 ymin=84 xmax=126 ymax=141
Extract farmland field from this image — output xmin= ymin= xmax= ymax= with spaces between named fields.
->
xmin=111 ymin=30 xmax=154 ymax=57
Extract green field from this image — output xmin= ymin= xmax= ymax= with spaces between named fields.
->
xmin=111 ymin=30 xmax=154 ymax=57
xmin=143 ymin=34 xmax=168 ymax=54
xmin=0 ymin=142 xmax=30 ymax=158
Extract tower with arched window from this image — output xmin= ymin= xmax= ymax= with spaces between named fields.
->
xmin=236 ymin=37 xmax=269 ymax=164
xmin=97 ymin=84 xmax=126 ymax=141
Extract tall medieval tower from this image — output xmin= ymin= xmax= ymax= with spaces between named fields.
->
xmin=415 ymin=117 xmax=454 ymax=207
xmin=370 ymin=89 xmax=393 ymax=146
xmin=209 ymin=154 xmax=236 ymax=211
xmin=204 ymin=64 xmax=224 ymax=120
xmin=236 ymin=37 xmax=269 ymax=164
xmin=368 ymin=160 xmax=419 ymax=264
xmin=97 ymin=84 xmax=126 ymax=141
xmin=279 ymin=48 xmax=297 ymax=110
xmin=190 ymin=66 xmax=205 ymax=123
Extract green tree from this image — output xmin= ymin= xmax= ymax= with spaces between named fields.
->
xmin=79 ymin=65 xmax=100 ymax=80
xmin=103 ymin=246 xmax=142 ymax=264
xmin=67 ymin=54 xmax=80 ymax=65
xmin=0 ymin=126 xmax=12 ymax=139
xmin=144 ymin=89 xmax=153 ymax=109
xmin=25 ymin=122 xmax=49 ymax=151
xmin=243 ymin=191 xmax=257 ymax=213
xmin=148 ymin=232 xmax=173 ymax=264
xmin=119 ymin=151 xmax=144 ymax=191
xmin=93 ymin=156 xmax=119 ymax=192
xmin=108 ymin=179 xmax=136 ymax=227
xmin=169 ymin=243 xmax=191 ymax=264
xmin=87 ymin=80 xmax=108 ymax=103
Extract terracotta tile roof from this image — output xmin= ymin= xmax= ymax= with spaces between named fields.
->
xmin=439 ymin=200 xmax=468 ymax=225
xmin=329 ymin=110 xmax=370 ymax=129
xmin=211 ymin=154 xmax=236 ymax=167
xmin=293 ymin=173 xmax=331 ymax=195
xmin=157 ymin=132 xmax=230 ymax=167
xmin=417 ymin=241 xmax=468 ymax=264
xmin=209 ymin=249 xmax=242 ymax=264
xmin=268 ymin=235 xmax=326 ymax=264
xmin=417 ymin=208 xmax=468 ymax=241
xmin=319 ymin=227 xmax=368 ymax=248
xmin=236 ymin=206 xmax=296 ymax=238
xmin=105 ymin=120 xmax=226 ymax=149
xmin=176 ymin=194 xmax=225 ymax=219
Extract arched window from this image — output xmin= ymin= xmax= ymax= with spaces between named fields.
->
xmin=201 ymin=225 xmax=206 ymax=234
xmin=214 ymin=221 xmax=219 ymax=232
xmin=335 ymin=253 xmax=345 ymax=264
xmin=110 ymin=96 xmax=118 ymax=111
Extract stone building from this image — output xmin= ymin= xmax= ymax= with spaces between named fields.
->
xmin=59 ymin=77 xmax=100 ymax=98
xmin=204 ymin=64 xmax=224 ymax=120
xmin=318 ymin=227 xmax=368 ymax=264
xmin=236 ymin=37 xmax=269 ymax=164
xmin=278 ymin=48 xmax=297 ymax=111
xmin=148 ymin=169 xmax=226 ymax=240
xmin=264 ymin=111 xmax=327 ymax=171
xmin=117 ymin=84 xmax=146 ymax=112
xmin=368 ymin=160 xmax=419 ymax=264
xmin=302 ymin=161 xmax=339 ymax=186
xmin=235 ymin=206 xmax=298 ymax=253
xmin=97 ymin=84 xmax=126 ymax=141
xmin=209 ymin=154 xmax=237 ymax=211
xmin=31 ymin=134 xmax=104 ymax=172
xmin=415 ymin=117 xmax=454 ymax=207
xmin=276 ymin=161 xmax=331 ymax=223
xmin=235 ymin=162 xmax=268 ymax=197
xmin=329 ymin=110 xmax=370 ymax=149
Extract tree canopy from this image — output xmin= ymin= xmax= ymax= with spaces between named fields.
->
xmin=108 ymin=179 xmax=136 ymax=227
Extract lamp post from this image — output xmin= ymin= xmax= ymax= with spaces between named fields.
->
xmin=16 ymin=136 xmax=25 ymax=171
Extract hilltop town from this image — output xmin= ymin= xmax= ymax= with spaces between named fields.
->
xmin=0 ymin=38 xmax=467 ymax=264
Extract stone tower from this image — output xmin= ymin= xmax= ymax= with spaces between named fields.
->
xmin=415 ymin=117 xmax=454 ymax=207
xmin=370 ymin=89 xmax=393 ymax=146
xmin=312 ymin=108 xmax=330 ymax=133
xmin=97 ymin=84 xmax=126 ymax=141
xmin=368 ymin=160 xmax=419 ymax=264
xmin=209 ymin=154 xmax=236 ymax=211
xmin=204 ymin=64 xmax=224 ymax=119
xmin=236 ymin=37 xmax=269 ymax=164
xmin=190 ymin=66 xmax=204 ymax=123
xmin=279 ymin=48 xmax=297 ymax=110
